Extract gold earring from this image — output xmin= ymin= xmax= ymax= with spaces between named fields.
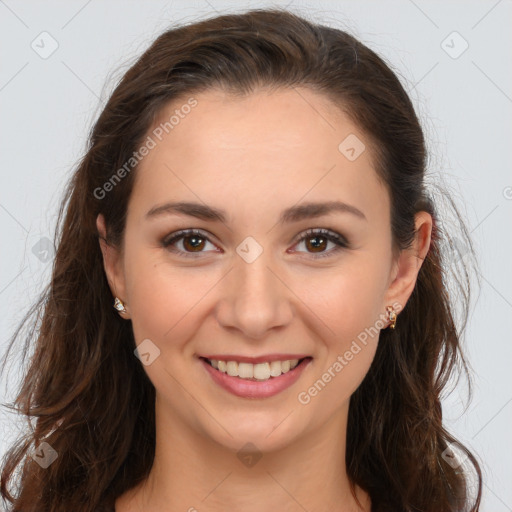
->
xmin=386 ymin=306 xmax=397 ymax=329
xmin=113 ymin=297 xmax=127 ymax=314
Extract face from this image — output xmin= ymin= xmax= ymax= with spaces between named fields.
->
xmin=97 ymin=87 xmax=430 ymax=454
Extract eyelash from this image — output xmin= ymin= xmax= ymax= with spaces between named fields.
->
xmin=161 ymin=228 xmax=349 ymax=259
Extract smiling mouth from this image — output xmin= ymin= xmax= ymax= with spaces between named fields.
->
xmin=199 ymin=356 xmax=312 ymax=381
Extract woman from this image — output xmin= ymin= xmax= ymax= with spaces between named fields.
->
xmin=0 ymin=8 xmax=482 ymax=512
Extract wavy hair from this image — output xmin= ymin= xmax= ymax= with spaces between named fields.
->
xmin=1 ymin=8 xmax=482 ymax=512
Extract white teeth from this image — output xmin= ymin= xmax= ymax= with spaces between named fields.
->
xmin=238 ymin=362 xmax=254 ymax=379
xmin=269 ymin=360 xmax=282 ymax=377
xmin=253 ymin=362 xmax=270 ymax=380
xmin=207 ymin=358 xmax=302 ymax=380
xmin=226 ymin=361 xmax=238 ymax=377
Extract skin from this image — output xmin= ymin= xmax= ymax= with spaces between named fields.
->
xmin=97 ymin=86 xmax=432 ymax=512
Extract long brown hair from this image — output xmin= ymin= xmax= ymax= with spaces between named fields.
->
xmin=1 ymin=8 xmax=483 ymax=511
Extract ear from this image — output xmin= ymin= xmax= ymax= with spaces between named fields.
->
xmin=383 ymin=211 xmax=432 ymax=317
xmin=96 ymin=213 xmax=130 ymax=318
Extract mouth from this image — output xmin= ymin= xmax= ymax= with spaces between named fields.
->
xmin=199 ymin=356 xmax=312 ymax=381
xmin=198 ymin=356 xmax=313 ymax=399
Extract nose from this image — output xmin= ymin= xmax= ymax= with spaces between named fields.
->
xmin=214 ymin=250 xmax=294 ymax=340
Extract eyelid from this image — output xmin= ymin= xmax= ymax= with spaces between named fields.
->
xmin=289 ymin=228 xmax=349 ymax=259
xmin=290 ymin=228 xmax=348 ymax=248
xmin=161 ymin=227 xmax=349 ymax=258
xmin=161 ymin=228 xmax=219 ymax=258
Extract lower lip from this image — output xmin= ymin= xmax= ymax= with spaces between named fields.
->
xmin=200 ymin=357 xmax=312 ymax=399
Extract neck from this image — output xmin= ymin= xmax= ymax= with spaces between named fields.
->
xmin=116 ymin=396 xmax=371 ymax=512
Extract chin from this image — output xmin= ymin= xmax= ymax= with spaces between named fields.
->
xmin=204 ymin=412 xmax=304 ymax=456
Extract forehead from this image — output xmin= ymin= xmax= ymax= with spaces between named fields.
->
xmin=129 ymin=87 xmax=388 ymax=224
xmin=150 ymin=87 xmax=361 ymax=160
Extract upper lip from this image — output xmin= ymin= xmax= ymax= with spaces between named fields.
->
xmin=199 ymin=354 xmax=311 ymax=364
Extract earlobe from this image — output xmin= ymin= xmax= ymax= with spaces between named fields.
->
xmin=96 ymin=214 xmax=130 ymax=318
xmin=383 ymin=211 xmax=433 ymax=317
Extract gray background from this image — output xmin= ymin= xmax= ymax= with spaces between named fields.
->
xmin=1 ymin=1 xmax=511 ymax=510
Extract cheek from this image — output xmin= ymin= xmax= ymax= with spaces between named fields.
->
xmin=124 ymin=249 xmax=209 ymax=349
xmin=298 ymin=259 xmax=386 ymax=393
xmin=304 ymin=260 xmax=387 ymax=340
xmin=296 ymin=278 xmax=382 ymax=411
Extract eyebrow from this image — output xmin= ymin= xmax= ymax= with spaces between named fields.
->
xmin=145 ymin=200 xmax=367 ymax=223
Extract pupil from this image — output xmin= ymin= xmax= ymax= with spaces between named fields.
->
xmin=184 ymin=235 xmax=204 ymax=251
xmin=307 ymin=236 xmax=326 ymax=252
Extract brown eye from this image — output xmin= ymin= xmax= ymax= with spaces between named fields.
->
xmin=292 ymin=228 xmax=348 ymax=259
xmin=182 ymin=234 xmax=206 ymax=252
xmin=162 ymin=229 xmax=218 ymax=257
xmin=304 ymin=234 xmax=328 ymax=253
